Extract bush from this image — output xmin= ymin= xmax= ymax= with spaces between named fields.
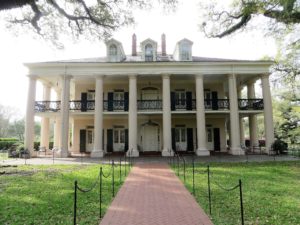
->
xmin=0 ymin=141 xmax=18 ymax=150
xmin=0 ymin=138 xmax=19 ymax=141
xmin=272 ymin=139 xmax=288 ymax=154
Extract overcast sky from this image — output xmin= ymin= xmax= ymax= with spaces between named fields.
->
xmin=0 ymin=0 xmax=277 ymax=117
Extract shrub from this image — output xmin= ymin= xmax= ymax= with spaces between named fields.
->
xmin=272 ymin=139 xmax=288 ymax=154
xmin=0 ymin=138 xmax=19 ymax=141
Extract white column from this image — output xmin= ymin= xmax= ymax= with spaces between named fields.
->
xmin=162 ymin=74 xmax=173 ymax=156
xmin=53 ymin=90 xmax=61 ymax=149
xmin=238 ymin=89 xmax=245 ymax=146
xmin=40 ymin=83 xmax=51 ymax=150
xmin=261 ymin=74 xmax=275 ymax=153
xmin=25 ymin=75 xmax=37 ymax=157
xmin=127 ymin=75 xmax=139 ymax=157
xmin=247 ymin=81 xmax=259 ymax=148
xmin=58 ymin=75 xmax=72 ymax=157
xmin=228 ymin=74 xmax=243 ymax=155
xmin=92 ymin=76 xmax=104 ymax=157
xmin=195 ymin=74 xmax=209 ymax=156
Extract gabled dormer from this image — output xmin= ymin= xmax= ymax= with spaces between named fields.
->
xmin=141 ymin=38 xmax=157 ymax=62
xmin=105 ymin=39 xmax=126 ymax=62
xmin=173 ymin=38 xmax=193 ymax=61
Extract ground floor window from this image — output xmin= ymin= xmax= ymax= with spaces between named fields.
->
xmin=114 ymin=129 xmax=125 ymax=144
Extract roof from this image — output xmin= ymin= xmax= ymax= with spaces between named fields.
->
xmin=39 ymin=54 xmax=271 ymax=64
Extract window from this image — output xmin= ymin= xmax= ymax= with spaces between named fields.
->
xmin=145 ymin=44 xmax=153 ymax=61
xmin=109 ymin=44 xmax=117 ymax=56
xmin=114 ymin=91 xmax=124 ymax=109
xmin=207 ymin=128 xmax=212 ymax=142
xmin=175 ymin=91 xmax=186 ymax=108
xmin=180 ymin=43 xmax=190 ymax=60
xmin=175 ymin=127 xmax=186 ymax=142
xmin=114 ymin=129 xmax=125 ymax=144
xmin=87 ymin=91 xmax=95 ymax=100
xmin=87 ymin=130 xmax=93 ymax=144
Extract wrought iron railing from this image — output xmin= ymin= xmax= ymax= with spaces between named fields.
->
xmin=204 ymin=99 xmax=230 ymax=110
xmin=137 ymin=100 xmax=162 ymax=110
xmin=69 ymin=100 xmax=95 ymax=111
xmin=103 ymin=100 xmax=126 ymax=111
xmin=238 ymin=99 xmax=264 ymax=110
xmin=173 ymin=99 xmax=196 ymax=111
xmin=35 ymin=101 xmax=61 ymax=112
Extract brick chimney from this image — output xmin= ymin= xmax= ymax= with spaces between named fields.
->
xmin=161 ymin=33 xmax=166 ymax=56
xmin=132 ymin=33 xmax=137 ymax=56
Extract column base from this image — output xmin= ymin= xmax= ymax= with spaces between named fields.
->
xmin=161 ymin=149 xmax=174 ymax=157
xmin=126 ymin=149 xmax=139 ymax=157
xmin=90 ymin=150 xmax=104 ymax=158
xmin=196 ymin=148 xmax=210 ymax=156
xmin=30 ymin=151 xmax=37 ymax=158
xmin=229 ymin=147 xmax=245 ymax=155
xmin=56 ymin=149 xmax=70 ymax=158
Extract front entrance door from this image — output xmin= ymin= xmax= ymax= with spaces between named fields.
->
xmin=175 ymin=127 xmax=187 ymax=151
xmin=113 ymin=128 xmax=125 ymax=152
xmin=142 ymin=122 xmax=159 ymax=151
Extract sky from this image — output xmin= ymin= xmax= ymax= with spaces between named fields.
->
xmin=0 ymin=0 xmax=277 ymax=118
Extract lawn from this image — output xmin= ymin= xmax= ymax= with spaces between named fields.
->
xmin=0 ymin=162 xmax=129 ymax=225
xmin=0 ymin=151 xmax=8 ymax=160
xmin=172 ymin=160 xmax=300 ymax=225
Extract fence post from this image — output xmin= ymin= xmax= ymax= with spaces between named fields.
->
xmin=124 ymin=154 xmax=127 ymax=176
xmin=74 ymin=180 xmax=77 ymax=225
xmin=100 ymin=167 xmax=103 ymax=218
xmin=112 ymin=160 xmax=115 ymax=197
xmin=183 ymin=158 xmax=186 ymax=183
xmin=207 ymin=165 xmax=212 ymax=215
xmin=119 ymin=157 xmax=122 ymax=183
xmin=177 ymin=155 xmax=179 ymax=176
xmin=239 ymin=179 xmax=245 ymax=225
xmin=192 ymin=156 xmax=195 ymax=196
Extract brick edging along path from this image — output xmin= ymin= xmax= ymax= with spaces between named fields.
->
xmin=100 ymin=163 xmax=213 ymax=225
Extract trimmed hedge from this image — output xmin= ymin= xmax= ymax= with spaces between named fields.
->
xmin=0 ymin=141 xmax=19 ymax=149
xmin=0 ymin=138 xmax=19 ymax=141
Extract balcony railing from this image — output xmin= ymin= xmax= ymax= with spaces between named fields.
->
xmin=34 ymin=98 xmax=264 ymax=113
xmin=204 ymin=99 xmax=230 ymax=110
xmin=137 ymin=100 xmax=162 ymax=110
xmin=238 ymin=99 xmax=264 ymax=110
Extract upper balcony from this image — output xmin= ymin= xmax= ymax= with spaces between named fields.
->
xmin=34 ymin=98 xmax=264 ymax=113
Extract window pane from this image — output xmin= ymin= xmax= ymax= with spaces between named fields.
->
xmin=88 ymin=130 xmax=93 ymax=144
xmin=145 ymin=44 xmax=153 ymax=61
xmin=114 ymin=130 xmax=119 ymax=143
xmin=181 ymin=128 xmax=186 ymax=142
xmin=120 ymin=130 xmax=125 ymax=143
xmin=207 ymin=129 xmax=212 ymax=142
xmin=109 ymin=44 xmax=117 ymax=56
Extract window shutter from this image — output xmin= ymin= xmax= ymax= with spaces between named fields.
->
xmin=125 ymin=129 xmax=128 ymax=152
xmin=186 ymin=92 xmax=192 ymax=110
xmin=171 ymin=92 xmax=176 ymax=111
xmin=79 ymin=129 xmax=86 ymax=152
xmin=107 ymin=129 xmax=113 ymax=152
xmin=108 ymin=92 xmax=114 ymax=111
xmin=171 ymin=128 xmax=176 ymax=152
xmin=124 ymin=92 xmax=129 ymax=111
xmin=187 ymin=128 xmax=194 ymax=151
xmin=81 ymin=93 xmax=87 ymax=112
xmin=212 ymin=91 xmax=219 ymax=110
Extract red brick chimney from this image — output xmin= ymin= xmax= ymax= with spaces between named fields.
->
xmin=132 ymin=33 xmax=137 ymax=56
xmin=161 ymin=33 xmax=166 ymax=56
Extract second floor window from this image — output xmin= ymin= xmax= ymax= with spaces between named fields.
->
xmin=145 ymin=44 xmax=153 ymax=61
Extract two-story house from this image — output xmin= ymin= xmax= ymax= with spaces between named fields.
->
xmin=24 ymin=34 xmax=274 ymax=157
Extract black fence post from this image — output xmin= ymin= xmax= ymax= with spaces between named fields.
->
xmin=183 ymin=158 xmax=186 ymax=183
xmin=192 ymin=157 xmax=195 ymax=196
xmin=74 ymin=180 xmax=77 ymax=225
xmin=124 ymin=155 xmax=127 ymax=176
xmin=239 ymin=179 xmax=245 ymax=225
xmin=112 ymin=160 xmax=115 ymax=197
xmin=177 ymin=155 xmax=179 ymax=176
xmin=119 ymin=157 xmax=122 ymax=183
xmin=207 ymin=165 xmax=212 ymax=215
xmin=100 ymin=167 xmax=103 ymax=218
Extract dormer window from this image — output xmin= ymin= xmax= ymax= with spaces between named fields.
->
xmin=180 ymin=43 xmax=190 ymax=61
xmin=145 ymin=44 xmax=154 ymax=61
xmin=109 ymin=44 xmax=117 ymax=56
xmin=173 ymin=38 xmax=193 ymax=61
xmin=105 ymin=38 xmax=126 ymax=62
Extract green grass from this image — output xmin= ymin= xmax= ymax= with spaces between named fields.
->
xmin=0 ymin=152 xmax=8 ymax=160
xmin=0 ymin=163 xmax=129 ymax=225
xmin=172 ymin=161 xmax=300 ymax=225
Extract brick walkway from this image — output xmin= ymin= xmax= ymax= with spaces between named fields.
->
xmin=100 ymin=163 xmax=213 ymax=225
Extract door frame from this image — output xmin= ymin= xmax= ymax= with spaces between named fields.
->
xmin=140 ymin=120 xmax=160 ymax=152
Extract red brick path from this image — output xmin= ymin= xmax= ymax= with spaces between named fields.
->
xmin=100 ymin=163 xmax=213 ymax=225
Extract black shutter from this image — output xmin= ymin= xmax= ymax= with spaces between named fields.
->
xmin=195 ymin=128 xmax=198 ymax=149
xmin=107 ymin=129 xmax=113 ymax=152
xmin=171 ymin=92 xmax=176 ymax=111
xmin=79 ymin=129 xmax=86 ymax=152
xmin=102 ymin=129 xmax=104 ymax=150
xmin=81 ymin=93 xmax=87 ymax=112
xmin=213 ymin=128 xmax=221 ymax=151
xmin=124 ymin=92 xmax=129 ymax=111
xmin=108 ymin=92 xmax=114 ymax=111
xmin=171 ymin=128 xmax=176 ymax=152
xmin=186 ymin=92 xmax=192 ymax=110
xmin=212 ymin=91 xmax=218 ymax=110
xmin=125 ymin=129 xmax=128 ymax=152
xmin=187 ymin=128 xmax=194 ymax=151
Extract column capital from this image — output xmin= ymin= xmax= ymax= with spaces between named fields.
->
xmin=261 ymin=74 xmax=270 ymax=80
xmin=246 ymin=78 xmax=256 ymax=86
xmin=128 ymin=74 xmax=137 ymax=79
xmin=162 ymin=74 xmax=170 ymax=79
xmin=27 ymin=74 xmax=38 ymax=80
xmin=195 ymin=74 xmax=204 ymax=79
xmin=94 ymin=75 xmax=104 ymax=80
xmin=59 ymin=75 xmax=73 ymax=80
xmin=227 ymin=73 xmax=236 ymax=79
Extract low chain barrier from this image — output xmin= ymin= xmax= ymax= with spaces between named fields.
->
xmin=170 ymin=157 xmax=245 ymax=225
xmin=73 ymin=155 xmax=133 ymax=225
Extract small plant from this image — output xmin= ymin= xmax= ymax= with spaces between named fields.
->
xmin=272 ymin=139 xmax=288 ymax=154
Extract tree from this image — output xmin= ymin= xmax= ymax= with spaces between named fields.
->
xmin=0 ymin=104 xmax=19 ymax=137
xmin=0 ymin=0 xmax=177 ymax=47
xmin=200 ymin=0 xmax=300 ymax=82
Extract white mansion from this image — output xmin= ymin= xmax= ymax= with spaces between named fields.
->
xmin=24 ymin=34 xmax=274 ymax=157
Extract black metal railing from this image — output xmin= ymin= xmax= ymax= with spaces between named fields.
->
xmin=69 ymin=100 xmax=95 ymax=111
xmin=103 ymin=100 xmax=126 ymax=111
xmin=238 ymin=99 xmax=264 ymax=110
xmin=173 ymin=99 xmax=196 ymax=111
xmin=204 ymin=99 xmax=230 ymax=110
xmin=35 ymin=101 xmax=61 ymax=112
xmin=137 ymin=100 xmax=162 ymax=110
